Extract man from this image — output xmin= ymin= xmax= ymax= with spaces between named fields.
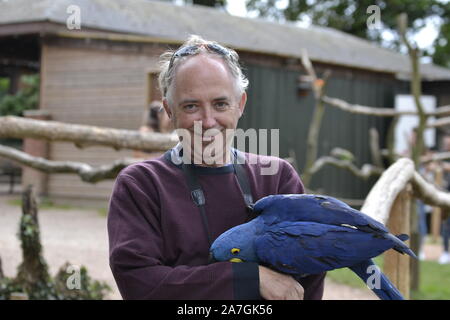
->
xmin=108 ymin=35 xmax=325 ymax=299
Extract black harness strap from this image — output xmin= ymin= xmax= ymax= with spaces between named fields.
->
xmin=232 ymin=151 xmax=254 ymax=209
xmin=181 ymin=150 xmax=255 ymax=246
xmin=182 ymin=162 xmax=212 ymax=246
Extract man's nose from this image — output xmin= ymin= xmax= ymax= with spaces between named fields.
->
xmin=201 ymin=107 xmax=218 ymax=129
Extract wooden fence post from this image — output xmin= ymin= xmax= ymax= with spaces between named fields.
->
xmin=431 ymin=167 xmax=443 ymax=242
xmin=21 ymin=110 xmax=52 ymax=197
xmin=384 ymin=184 xmax=412 ymax=299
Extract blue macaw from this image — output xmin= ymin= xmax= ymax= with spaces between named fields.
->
xmin=209 ymin=194 xmax=417 ymax=300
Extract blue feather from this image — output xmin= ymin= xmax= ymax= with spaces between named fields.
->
xmin=210 ymin=194 xmax=417 ymax=300
xmin=349 ymin=259 xmax=404 ymax=300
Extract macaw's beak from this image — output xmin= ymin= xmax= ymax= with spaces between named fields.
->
xmin=208 ymin=252 xmax=217 ymax=264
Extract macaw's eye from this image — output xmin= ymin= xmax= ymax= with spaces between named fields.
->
xmin=231 ymin=248 xmax=240 ymax=255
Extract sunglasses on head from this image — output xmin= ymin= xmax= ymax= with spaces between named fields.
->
xmin=168 ymin=43 xmax=233 ymax=70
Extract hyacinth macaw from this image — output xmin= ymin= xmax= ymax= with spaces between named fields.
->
xmin=209 ymin=194 xmax=417 ymax=300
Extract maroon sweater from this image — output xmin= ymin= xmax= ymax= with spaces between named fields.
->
xmin=107 ymin=149 xmax=325 ymax=300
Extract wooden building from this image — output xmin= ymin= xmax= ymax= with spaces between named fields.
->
xmin=1 ymin=0 xmax=450 ymax=206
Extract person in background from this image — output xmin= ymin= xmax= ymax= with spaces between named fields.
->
xmin=142 ymin=100 xmax=173 ymax=134
xmin=416 ymin=147 xmax=437 ymax=260
xmin=133 ymin=100 xmax=174 ymax=159
xmin=440 ymin=212 xmax=450 ymax=264
xmin=439 ymin=134 xmax=450 ymax=264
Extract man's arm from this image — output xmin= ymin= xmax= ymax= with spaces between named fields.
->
xmin=108 ymin=172 xmax=260 ymax=300
xmin=259 ymin=266 xmax=304 ymax=300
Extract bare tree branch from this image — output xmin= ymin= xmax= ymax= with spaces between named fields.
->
xmin=321 ymin=96 xmax=411 ymax=117
xmin=0 ymin=116 xmax=178 ymax=152
xmin=322 ymin=96 xmax=450 ymax=118
xmin=430 ymin=106 xmax=450 ymax=116
xmin=427 ymin=116 xmax=450 ymax=128
xmin=0 ymin=144 xmax=138 ymax=183
xmin=300 ymin=50 xmax=332 ymax=187
xmin=330 ymin=147 xmax=355 ymax=161
xmin=300 ymin=49 xmax=318 ymax=86
xmin=421 ymin=151 xmax=450 ymax=164
xmin=369 ymin=128 xmax=384 ymax=168
xmin=396 ymin=14 xmax=428 ymax=292
xmin=309 ymin=155 xmax=384 ymax=180
xmin=398 ymin=13 xmax=427 ymax=170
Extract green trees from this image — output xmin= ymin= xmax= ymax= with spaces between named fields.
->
xmin=245 ymin=0 xmax=449 ymax=67
xmin=0 ymin=74 xmax=39 ymax=117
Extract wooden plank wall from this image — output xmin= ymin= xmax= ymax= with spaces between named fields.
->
xmin=240 ymin=63 xmax=408 ymax=200
xmin=40 ymin=41 xmax=163 ymax=204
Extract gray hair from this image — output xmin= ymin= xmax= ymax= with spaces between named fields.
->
xmin=158 ymin=35 xmax=249 ymax=105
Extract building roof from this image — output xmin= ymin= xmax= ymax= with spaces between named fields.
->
xmin=1 ymin=0 xmax=450 ymax=81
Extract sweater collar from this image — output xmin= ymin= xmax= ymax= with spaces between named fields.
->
xmin=165 ymin=143 xmax=245 ymax=174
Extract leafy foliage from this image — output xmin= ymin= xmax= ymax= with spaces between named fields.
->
xmin=0 ymin=78 xmax=9 ymax=98
xmin=13 ymin=211 xmax=57 ymax=300
xmin=53 ymin=263 xmax=111 ymax=300
xmin=0 ymin=74 xmax=39 ymax=117
xmin=0 ymin=265 xmax=111 ymax=300
xmin=429 ymin=12 xmax=450 ymax=68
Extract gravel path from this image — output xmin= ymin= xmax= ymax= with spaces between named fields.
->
xmin=3 ymin=190 xmax=440 ymax=300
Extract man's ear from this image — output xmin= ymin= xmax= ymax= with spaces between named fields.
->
xmin=163 ymin=98 xmax=172 ymax=119
xmin=238 ymin=92 xmax=247 ymax=117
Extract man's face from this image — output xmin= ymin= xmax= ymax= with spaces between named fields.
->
xmin=163 ymin=54 xmax=247 ymax=165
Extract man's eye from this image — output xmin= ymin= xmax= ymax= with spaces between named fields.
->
xmin=183 ymin=104 xmax=198 ymax=112
xmin=215 ymin=101 xmax=229 ymax=110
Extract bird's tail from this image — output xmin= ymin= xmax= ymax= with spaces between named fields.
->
xmin=390 ymin=233 xmax=417 ymax=259
xmin=349 ymin=259 xmax=404 ymax=300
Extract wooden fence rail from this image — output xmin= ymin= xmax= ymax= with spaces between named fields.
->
xmin=361 ymin=158 xmax=450 ymax=298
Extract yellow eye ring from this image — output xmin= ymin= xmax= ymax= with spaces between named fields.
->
xmin=231 ymin=248 xmax=240 ymax=255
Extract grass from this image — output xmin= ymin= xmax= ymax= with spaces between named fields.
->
xmin=326 ymin=255 xmax=450 ymax=300
xmin=412 ymin=260 xmax=450 ymax=300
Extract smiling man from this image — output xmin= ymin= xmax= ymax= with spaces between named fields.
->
xmin=107 ymin=35 xmax=325 ymax=300
xmin=165 ymin=52 xmax=244 ymax=167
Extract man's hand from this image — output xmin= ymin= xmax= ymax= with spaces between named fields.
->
xmin=259 ymin=266 xmax=304 ymax=300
